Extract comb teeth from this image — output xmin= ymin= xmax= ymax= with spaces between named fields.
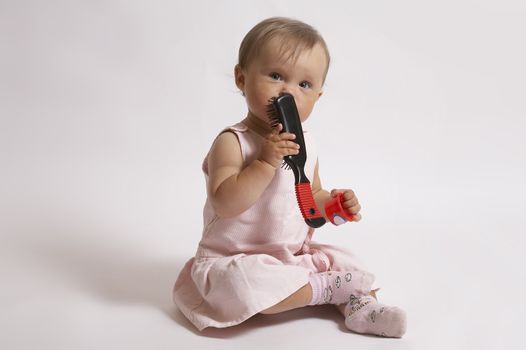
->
xmin=266 ymin=96 xmax=281 ymax=128
xmin=281 ymin=162 xmax=291 ymax=170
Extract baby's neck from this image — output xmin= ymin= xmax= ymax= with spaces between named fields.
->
xmin=242 ymin=113 xmax=272 ymax=138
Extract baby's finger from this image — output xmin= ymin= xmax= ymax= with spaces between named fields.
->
xmin=330 ymin=189 xmax=345 ymax=197
xmin=278 ymin=140 xmax=300 ymax=150
xmin=283 ymin=148 xmax=300 ymax=156
xmin=351 ymin=213 xmax=362 ymax=222
xmin=268 ymin=133 xmax=282 ymax=142
xmin=268 ymin=130 xmax=285 ymax=142
xmin=279 ymin=145 xmax=300 ymax=156
xmin=345 ymin=203 xmax=361 ymax=215
xmin=342 ymin=190 xmax=356 ymax=201
xmin=267 ymin=123 xmax=282 ymax=138
xmin=342 ymin=197 xmax=359 ymax=209
xmin=278 ymin=132 xmax=297 ymax=140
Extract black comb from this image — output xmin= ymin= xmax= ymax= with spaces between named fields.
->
xmin=267 ymin=93 xmax=326 ymax=228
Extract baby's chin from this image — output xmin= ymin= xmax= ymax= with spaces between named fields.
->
xmin=247 ymin=110 xmax=272 ymax=126
xmin=253 ymin=111 xmax=272 ymax=123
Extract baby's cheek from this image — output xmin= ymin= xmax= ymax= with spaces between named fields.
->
xmin=300 ymin=105 xmax=314 ymax=122
xmin=248 ymin=94 xmax=265 ymax=113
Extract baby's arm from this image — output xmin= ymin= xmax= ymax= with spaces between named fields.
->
xmin=311 ymin=160 xmax=332 ymax=219
xmin=207 ymin=126 xmax=299 ymax=218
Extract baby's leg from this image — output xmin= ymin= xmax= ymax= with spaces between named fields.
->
xmin=308 ymin=271 xmax=374 ymax=306
xmin=261 ymin=269 xmax=374 ymax=314
xmin=260 ymin=284 xmax=312 ymax=314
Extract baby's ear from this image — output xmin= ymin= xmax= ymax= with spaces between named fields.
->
xmin=234 ymin=64 xmax=245 ymax=92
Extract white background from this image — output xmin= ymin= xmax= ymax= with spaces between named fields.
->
xmin=1 ymin=0 xmax=525 ymax=349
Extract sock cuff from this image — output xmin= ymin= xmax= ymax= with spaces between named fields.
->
xmin=307 ymin=273 xmax=327 ymax=305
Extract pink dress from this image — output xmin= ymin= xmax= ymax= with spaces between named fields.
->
xmin=173 ymin=122 xmax=374 ymax=331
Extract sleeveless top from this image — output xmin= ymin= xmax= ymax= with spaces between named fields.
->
xmin=196 ymin=122 xmax=317 ymax=260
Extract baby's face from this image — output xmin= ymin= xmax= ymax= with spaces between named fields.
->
xmin=238 ymin=38 xmax=327 ymax=124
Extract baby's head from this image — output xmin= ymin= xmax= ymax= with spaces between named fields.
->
xmin=235 ymin=17 xmax=330 ymax=123
xmin=238 ymin=17 xmax=331 ymax=82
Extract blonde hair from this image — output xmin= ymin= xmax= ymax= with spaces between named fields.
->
xmin=238 ymin=17 xmax=331 ymax=81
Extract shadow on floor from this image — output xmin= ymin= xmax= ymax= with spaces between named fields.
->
xmin=13 ymin=225 xmax=346 ymax=338
xmin=194 ymin=305 xmax=346 ymax=338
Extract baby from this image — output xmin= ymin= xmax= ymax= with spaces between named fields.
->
xmin=173 ymin=17 xmax=407 ymax=337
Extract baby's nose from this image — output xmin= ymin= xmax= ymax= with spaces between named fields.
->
xmin=279 ymin=85 xmax=296 ymax=99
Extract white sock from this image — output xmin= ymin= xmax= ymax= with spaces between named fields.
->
xmin=308 ymin=271 xmax=372 ymax=305
xmin=344 ymin=295 xmax=407 ymax=338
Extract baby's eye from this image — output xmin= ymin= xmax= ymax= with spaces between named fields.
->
xmin=269 ymin=72 xmax=282 ymax=81
xmin=299 ymin=81 xmax=312 ymax=89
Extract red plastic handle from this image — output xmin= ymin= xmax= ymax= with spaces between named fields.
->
xmin=295 ymin=183 xmax=324 ymax=219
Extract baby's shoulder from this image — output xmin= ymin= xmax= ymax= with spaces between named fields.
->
xmin=212 ymin=122 xmax=249 ymax=147
xmin=211 ymin=122 xmax=249 ymax=145
xmin=226 ymin=122 xmax=249 ymax=134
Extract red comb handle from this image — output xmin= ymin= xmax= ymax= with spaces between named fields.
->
xmin=295 ymin=182 xmax=324 ymax=220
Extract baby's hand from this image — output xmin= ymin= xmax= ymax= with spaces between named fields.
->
xmin=330 ymin=189 xmax=362 ymax=222
xmin=258 ymin=123 xmax=300 ymax=168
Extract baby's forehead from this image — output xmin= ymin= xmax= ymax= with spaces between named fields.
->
xmin=261 ymin=37 xmax=307 ymax=58
xmin=257 ymin=38 xmax=322 ymax=66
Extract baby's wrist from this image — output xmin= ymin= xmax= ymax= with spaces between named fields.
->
xmin=255 ymin=158 xmax=278 ymax=171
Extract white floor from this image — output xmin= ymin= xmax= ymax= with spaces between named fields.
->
xmin=1 ymin=174 xmax=524 ymax=350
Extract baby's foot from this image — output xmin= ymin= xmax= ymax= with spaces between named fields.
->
xmin=308 ymin=271 xmax=374 ymax=305
xmin=344 ymin=295 xmax=407 ymax=338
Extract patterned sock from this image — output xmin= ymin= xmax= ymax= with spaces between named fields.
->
xmin=344 ymin=295 xmax=407 ymax=338
xmin=308 ymin=271 xmax=372 ymax=305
